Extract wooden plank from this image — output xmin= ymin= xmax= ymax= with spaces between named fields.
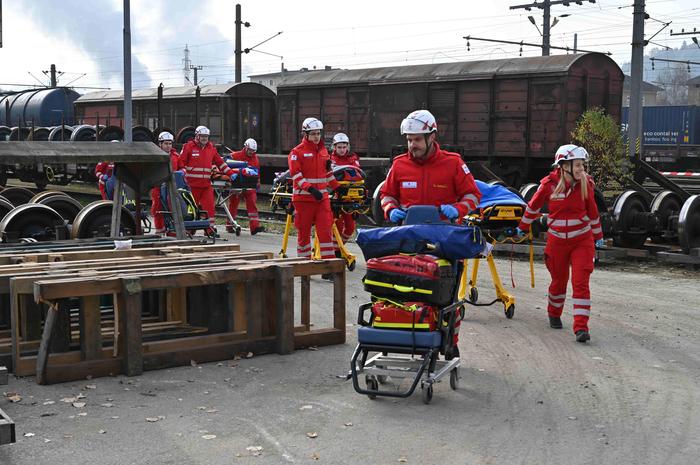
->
xmin=294 ymin=329 xmax=346 ymax=348
xmin=36 ymin=302 xmax=57 ymax=385
xmin=79 ymin=295 xmax=102 ymax=361
xmin=230 ymin=282 xmax=247 ymax=331
xmin=333 ymin=267 xmax=347 ymax=336
xmin=300 ymin=275 xmax=311 ymax=328
xmin=0 ymin=405 xmax=16 ymax=445
xmin=166 ymin=287 xmax=187 ymax=322
xmin=121 ymin=279 xmax=143 ymax=376
xmin=0 ymin=366 xmax=7 ymax=385
xmin=50 ymin=299 xmax=72 ymax=353
xmin=43 ymin=357 xmax=123 ymax=385
xmin=246 ymin=278 xmax=263 ymax=339
xmin=275 ymin=266 xmax=295 ymax=355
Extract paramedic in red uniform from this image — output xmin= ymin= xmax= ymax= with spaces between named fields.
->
xmin=330 ymin=132 xmax=361 ymax=244
xmin=150 ymin=131 xmax=182 ymax=235
xmin=517 ymin=144 xmax=604 ymax=343
xmin=178 ymin=125 xmax=237 ymax=233
xmin=95 ymin=161 xmax=114 ymax=200
xmin=226 ymin=138 xmax=265 ymax=235
xmin=379 ymin=109 xmax=482 ymax=357
xmin=288 ymin=117 xmax=340 ymax=261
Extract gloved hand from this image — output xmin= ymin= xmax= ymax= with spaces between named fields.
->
xmin=101 ymin=174 xmax=109 ymax=182
xmin=308 ymin=187 xmax=323 ymax=201
xmin=595 ymin=238 xmax=606 ymax=249
xmin=515 ymin=227 xmax=526 ymax=237
xmin=389 ymin=208 xmax=406 ymax=223
xmin=229 ymin=173 xmax=238 ymax=182
xmin=440 ymin=204 xmax=459 ymax=220
xmin=242 ymin=167 xmax=259 ymax=176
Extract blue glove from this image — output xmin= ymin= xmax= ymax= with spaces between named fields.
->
xmin=440 ymin=204 xmax=459 ymax=220
xmin=230 ymin=173 xmax=238 ymax=182
xmin=389 ymin=208 xmax=406 ymax=223
xmin=101 ymin=174 xmax=109 ymax=182
xmin=243 ymin=167 xmax=259 ymax=176
xmin=515 ymin=227 xmax=526 ymax=237
xmin=595 ymin=238 xmax=606 ymax=249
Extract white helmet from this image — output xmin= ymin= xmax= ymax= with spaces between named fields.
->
xmin=244 ymin=138 xmax=258 ymax=151
xmin=400 ymin=109 xmax=437 ymax=135
xmin=158 ymin=131 xmax=174 ymax=142
xmin=554 ymin=144 xmax=589 ymax=166
xmin=302 ymin=117 xmax=323 ymax=132
xmin=332 ymin=132 xmax=350 ymax=145
xmin=195 ymin=125 xmax=210 ymax=136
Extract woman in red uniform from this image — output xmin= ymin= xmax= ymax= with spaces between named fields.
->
xmin=329 ymin=132 xmax=360 ymax=244
xmin=518 ymin=145 xmax=604 ymax=343
xmin=150 ymin=131 xmax=182 ymax=235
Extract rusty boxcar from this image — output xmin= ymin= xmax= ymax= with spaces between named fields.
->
xmin=276 ymin=52 xmax=623 ymax=185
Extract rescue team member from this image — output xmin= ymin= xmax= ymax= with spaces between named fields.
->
xmin=226 ymin=138 xmax=265 ymax=235
xmin=379 ymin=109 xmax=482 ymax=357
xmin=178 ymin=125 xmax=237 ymax=232
xmin=150 ymin=131 xmax=183 ymax=235
xmin=330 ymin=132 xmax=361 ymax=244
xmin=517 ymin=144 xmax=604 ymax=343
xmin=288 ymin=117 xmax=340 ymax=262
xmin=95 ymin=160 xmax=114 ymax=200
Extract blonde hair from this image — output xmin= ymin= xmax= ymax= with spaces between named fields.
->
xmin=552 ymin=161 xmax=588 ymax=200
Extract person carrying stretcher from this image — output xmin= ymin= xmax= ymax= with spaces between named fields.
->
xmin=379 ymin=109 xmax=482 ymax=355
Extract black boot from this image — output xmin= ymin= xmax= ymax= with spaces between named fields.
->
xmin=575 ymin=330 xmax=591 ymax=343
xmin=549 ymin=316 xmax=563 ymax=329
xmin=321 ymin=273 xmax=334 ymax=281
xmin=251 ymin=226 xmax=265 ymax=236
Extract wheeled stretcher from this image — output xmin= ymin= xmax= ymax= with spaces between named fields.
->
xmin=212 ymin=159 xmax=260 ymax=236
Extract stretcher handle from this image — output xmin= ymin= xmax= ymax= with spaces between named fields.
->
xmin=357 ymin=302 xmax=373 ymax=326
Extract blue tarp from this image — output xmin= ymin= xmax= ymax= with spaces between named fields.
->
xmin=474 ymin=180 xmax=526 ymax=209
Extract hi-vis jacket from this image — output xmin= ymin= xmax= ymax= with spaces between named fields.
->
xmin=288 ymin=138 xmax=340 ymax=202
xmin=379 ymin=143 xmax=481 ymax=219
xmin=179 ymin=140 xmax=233 ymax=188
xmin=518 ymin=170 xmax=603 ymax=241
xmin=331 ymin=151 xmax=360 ymax=169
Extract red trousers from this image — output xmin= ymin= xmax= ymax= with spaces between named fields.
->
xmin=150 ymin=186 xmax=165 ymax=234
xmin=544 ymin=233 xmax=595 ymax=333
xmin=293 ymin=199 xmax=334 ymax=259
xmin=334 ymin=212 xmax=355 ymax=243
xmin=98 ymin=181 xmax=107 ymax=200
xmin=191 ymin=185 xmax=216 ymax=227
xmin=227 ymin=189 xmax=259 ymax=232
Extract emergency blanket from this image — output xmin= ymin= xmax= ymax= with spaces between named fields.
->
xmin=474 ymin=180 xmax=526 ymax=209
xmin=356 ymin=223 xmax=484 ymax=261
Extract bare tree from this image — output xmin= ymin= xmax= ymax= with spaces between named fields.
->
xmin=655 ymin=64 xmax=689 ymax=105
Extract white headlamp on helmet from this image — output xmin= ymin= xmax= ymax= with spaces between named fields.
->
xmin=332 ymin=132 xmax=349 ymax=145
xmin=302 ymin=117 xmax=323 ymax=132
xmin=195 ymin=125 xmax=210 ymax=136
xmin=244 ymin=138 xmax=258 ymax=152
xmin=158 ymin=131 xmax=174 ymax=142
xmin=553 ymin=144 xmax=589 ymax=166
xmin=400 ymin=109 xmax=438 ymax=135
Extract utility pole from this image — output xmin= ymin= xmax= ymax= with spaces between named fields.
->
xmin=628 ymin=0 xmax=645 ymax=159
xmin=234 ymin=4 xmax=250 ymax=83
xmin=510 ymin=0 xmax=595 ymax=56
xmin=42 ymin=64 xmax=63 ymax=87
xmin=182 ymin=44 xmax=192 ymax=85
xmin=123 ymin=0 xmax=132 ymax=143
xmin=1 ymin=0 xmax=4 ymax=48
xmin=190 ymin=65 xmax=203 ymax=86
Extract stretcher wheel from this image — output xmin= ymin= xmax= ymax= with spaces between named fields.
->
xmin=235 ymin=226 xmax=241 ymax=236
xmin=450 ymin=368 xmax=459 ymax=390
xmin=505 ymin=304 xmax=515 ymax=319
xmin=346 ymin=259 xmax=356 ymax=271
xmin=468 ymin=287 xmax=478 ymax=303
xmin=421 ymin=384 xmax=433 ymax=404
xmin=365 ymin=377 xmax=378 ymax=400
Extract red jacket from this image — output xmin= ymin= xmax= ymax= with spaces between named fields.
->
xmin=379 ymin=143 xmax=481 ymax=219
xmin=178 ymin=140 xmax=233 ymax=188
xmin=229 ymin=149 xmax=260 ymax=170
xmin=331 ymin=152 xmax=360 ymax=169
xmin=288 ymin=137 xmax=340 ymax=202
xmin=519 ymin=170 xmax=603 ymax=241
xmin=95 ymin=162 xmax=113 ymax=181
xmin=167 ymin=148 xmax=182 ymax=173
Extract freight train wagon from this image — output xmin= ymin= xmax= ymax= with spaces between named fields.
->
xmin=276 ymin=52 xmax=623 ymax=186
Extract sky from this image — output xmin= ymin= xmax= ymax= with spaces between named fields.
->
xmin=1 ymin=0 xmax=699 ymax=92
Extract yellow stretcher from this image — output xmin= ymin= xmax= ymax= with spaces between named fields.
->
xmin=458 ymin=203 xmax=535 ymax=319
xmin=270 ymin=169 xmax=370 ymax=271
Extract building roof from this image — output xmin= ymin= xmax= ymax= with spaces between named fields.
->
xmin=278 ymin=53 xmax=616 ymax=88
xmin=687 ymin=75 xmax=700 ymax=85
xmin=623 ymin=75 xmax=663 ymax=92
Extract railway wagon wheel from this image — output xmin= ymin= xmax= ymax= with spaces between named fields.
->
xmin=371 ymin=180 xmax=386 ymax=226
xmin=30 ymin=190 xmax=69 ymax=203
xmin=28 ymin=127 xmax=51 ymax=141
xmin=132 ymin=125 xmax=154 ymax=142
xmin=0 ymin=126 xmax=12 ymax=141
xmin=0 ymin=203 xmax=65 ymax=243
xmin=176 ymin=126 xmax=196 ymax=144
xmin=519 ymin=183 xmax=538 ymax=203
xmin=48 ymin=125 xmax=74 ymax=141
xmin=71 ymin=200 xmax=137 ymax=239
xmin=9 ymin=127 xmax=31 ymax=141
xmin=0 ymin=187 xmax=35 ymax=206
xmin=70 ymin=124 xmax=97 ymax=142
xmin=650 ymin=190 xmax=682 ymax=243
xmin=99 ymin=125 xmax=125 ymax=141
xmin=38 ymin=195 xmax=83 ymax=225
xmin=612 ymin=190 xmax=649 ymax=248
xmin=0 ymin=197 xmax=14 ymax=222
xmin=678 ymin=195 xmax=700 ymax=254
